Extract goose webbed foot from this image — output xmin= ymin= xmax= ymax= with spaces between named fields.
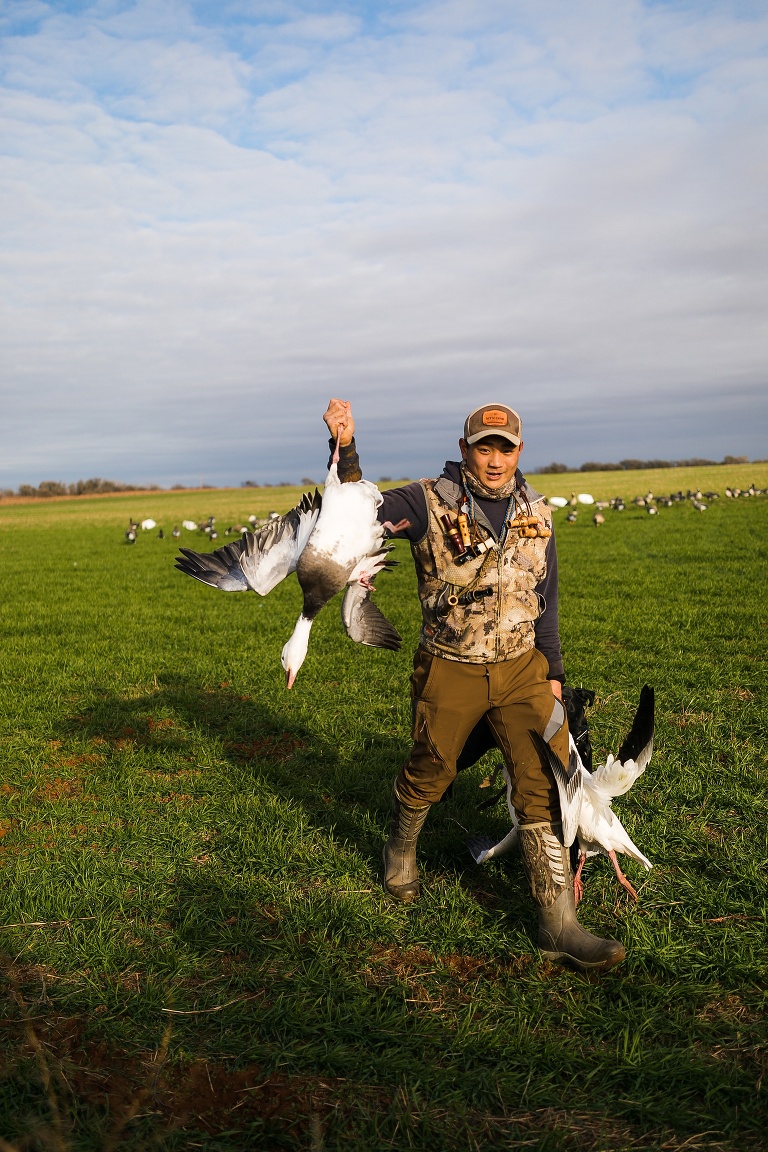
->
xmin=608 ymin=850 xmax=638 ymax=901
xmin=574 ymin=852 xmax=587 ymax=906
xmin=382 ymin=518 xmax=412 ymax=535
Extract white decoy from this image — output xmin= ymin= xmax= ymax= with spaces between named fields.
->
xmin=141 ymin=518 xmax=156 ymax=531
xmin=182 ymin=520 xmax=197 ymax=531
xmin=176 ymin=429 xmax=409 ymax=688
xmin=467 ymin=687 xmax=654 ymax=905
xmin=533 ymin=685 xmax=654 ymax=903
xmin=548 ymin=496 xmax=569 ymax=509
xmin=576 ymin=493 xmax=595 ymax=505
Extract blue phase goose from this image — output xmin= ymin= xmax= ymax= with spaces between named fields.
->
xmin=175 ymin=433 xmax=406 ymax=688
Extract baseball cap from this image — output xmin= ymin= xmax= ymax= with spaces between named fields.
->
xmin=463 ymin=404 xmax=522 ymax=447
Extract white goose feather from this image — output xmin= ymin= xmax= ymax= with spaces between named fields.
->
xmin=175 ymin=446 xmax=404 ymax=687
xmin=468 ymin=686 xmax=655 ymax=903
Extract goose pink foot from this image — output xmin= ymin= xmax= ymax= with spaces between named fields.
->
xmin=382 ymin=518 xmax=412 ymax=534
xmin=574 ymin=852 xmax=587 ymax=906
xmin=608 ymin=850 xmax=638 ymax=900
xmin=332 ymin=424 xmax=343 ymax=465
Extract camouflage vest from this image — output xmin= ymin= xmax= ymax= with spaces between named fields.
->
xmin=411 ymin=475 xmax=552 ymax=663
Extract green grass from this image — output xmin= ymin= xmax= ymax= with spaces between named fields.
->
xmin=1 ymin=472 xmax=766 ymax=1151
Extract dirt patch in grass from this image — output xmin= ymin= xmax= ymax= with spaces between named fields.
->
xmin=1 ymin=1006 xmax=747 ymax=1151
xmin=33 ymin=776 xmax=85 ymax=802
xmin=227 ymin=733 xmax=305 ymax=762
xmin=364 ymin=944 xmax=531 ymax=993
xmin=696 ymin=995 xmax=763 ymax=1027
xmin=669 ymin=709 xmax=713 ymax=728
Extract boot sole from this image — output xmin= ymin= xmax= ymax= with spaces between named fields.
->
xmin=541 ymin=947 xmax=626 ymax=972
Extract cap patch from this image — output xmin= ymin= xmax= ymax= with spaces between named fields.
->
xmin=482 ymin=409 xmax=508 ymax=427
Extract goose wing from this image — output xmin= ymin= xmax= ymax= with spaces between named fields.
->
xmin=531 ymin=730 xmax=583 ymax=849
xmin=341 ymin=580 xmax=402 ymax=650
xmin=466 ymin=825 xmax=519 ymax=864
xmin=175 ymin=490 xmax=321 ymax=596
xmin=175 ymin=540 xmax=250 ymax=591
xmin=239 ymin=490 xmax=322 ymax=595
xmin=593 ymin=685 xmax=655 ymax=796
xmin=616 ymin=684 xmax=655 ymax=773
xmin=468 ymin=763 xmax=521 ymax=863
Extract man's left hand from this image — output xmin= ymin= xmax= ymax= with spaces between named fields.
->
xmin=550 ymin=679 xmax=562 ymax=701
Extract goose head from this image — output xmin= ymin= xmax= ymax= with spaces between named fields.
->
xmin=280 ymin=615 xmax=313 ymax=689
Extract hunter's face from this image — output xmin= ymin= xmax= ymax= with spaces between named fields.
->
xmin=460 ymin=435 xmax=522 ymax=490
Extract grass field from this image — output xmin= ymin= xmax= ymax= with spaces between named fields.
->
xmin=1 ymin=465 xmax=766 ymax=1151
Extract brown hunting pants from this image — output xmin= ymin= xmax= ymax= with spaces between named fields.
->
xmin=394 ymin=646 xmax=568 ymax=825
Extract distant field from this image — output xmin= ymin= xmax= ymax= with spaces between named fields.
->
xmin=1 ymin=461 xmax=767 ymax=531
xmin=0 ymin=479 xmax=766 ymax=1150
xmin=531 ymin=461 xmax=768 ymax=502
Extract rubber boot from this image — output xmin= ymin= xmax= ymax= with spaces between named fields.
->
xmin=518 ymin=822 xmax=625 ymax=972
xmin=382 ymin=791 xmax=431 ymax=903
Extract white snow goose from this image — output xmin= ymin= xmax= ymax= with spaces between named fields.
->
xmin=175 ymin=431 xmax=408 ymax=688
xmin=532 ymin=685 xmax=654 ymax=903
xmin=467 ymin=686 xmax=654 ymax=904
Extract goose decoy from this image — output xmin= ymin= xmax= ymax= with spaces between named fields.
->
xmin=141 ymin=518 xmax=156 ymax=530
xmin=533 ymin=685 xmax=654 ymax=903
xmin=593 ymin=512 xmax=605 ymax=526
xmin=566 ymin=511 xmax=578 ymax=524
xmin=172 ymin=525 xmax=181 ymax=539
xmin=125 ymin=528 xmax=136 ymax=544
xmin=158 ymin=528 xmax=164 ymax=539
xmin=548 ymin=496 xmax=568 ymax=508
xmin=182 ymin=520 xmax=197 ymax=531
xmin=176 ymin=429 xmax=407 ymax=688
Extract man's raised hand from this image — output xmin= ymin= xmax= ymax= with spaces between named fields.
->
xmin=323 ymin=398 xmax=355 ymax=447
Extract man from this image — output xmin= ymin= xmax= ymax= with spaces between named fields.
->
xmin=323 ymin=398 xmax=624 ymax=972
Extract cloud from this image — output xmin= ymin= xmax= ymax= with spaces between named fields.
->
xmin=0 ymin=0 xmax=766 ymax=488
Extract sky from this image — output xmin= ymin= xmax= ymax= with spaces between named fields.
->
xmin=1 ymin=0 xmax=767 ymax=488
